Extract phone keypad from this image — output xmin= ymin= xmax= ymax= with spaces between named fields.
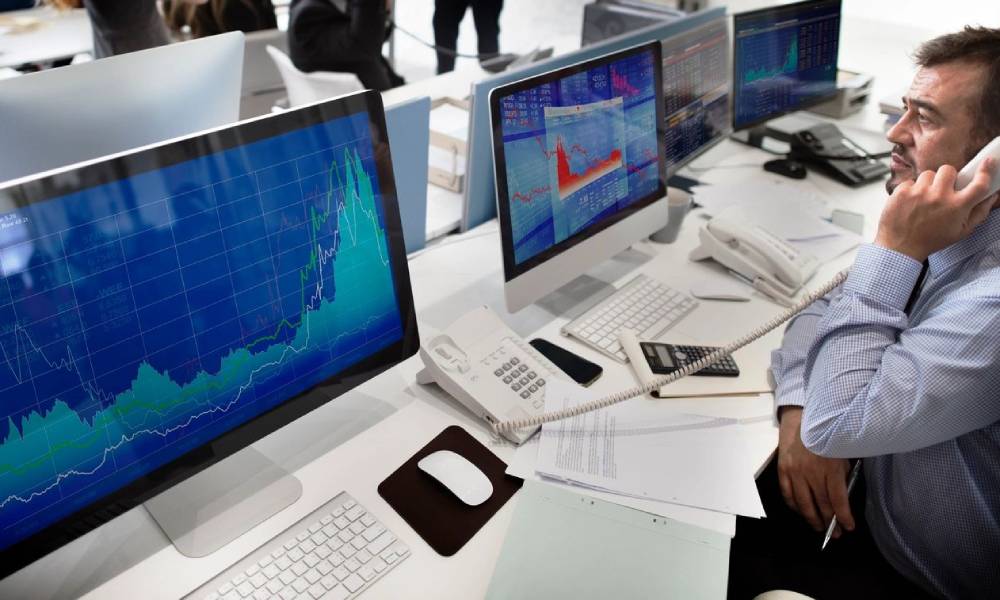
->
xmin=482 ymin=345 xmax=547 ymax=409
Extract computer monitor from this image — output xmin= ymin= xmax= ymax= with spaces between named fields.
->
xmin=464 ymin=6 xmax=726 ymax=231
xmin=659 ymin=12 xmax=730 ymax=175
xmin=0 ymin=32 xmax=245 ymax=184
xmin=0 ymin=90 xmax=418 ymax=577
xmin=731 ymin=0 xmax=841 ymax=133
xmin=490 ymin=41 xmax=667 ymax=312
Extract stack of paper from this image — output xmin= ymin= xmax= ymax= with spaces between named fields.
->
xmin=510 ymin=379 xmax=767 ymax=528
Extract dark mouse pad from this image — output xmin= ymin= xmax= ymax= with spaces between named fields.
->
xmin=378 ymin=426 xmax=523 ymax=556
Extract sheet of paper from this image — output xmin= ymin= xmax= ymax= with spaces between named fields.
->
xmin=693 ymin=181 xmax=831 ymax=221
xmin=507 ymin=435 xmax=738 ymax=537
xmin=534 ymin=380 xmax=766 ymax=518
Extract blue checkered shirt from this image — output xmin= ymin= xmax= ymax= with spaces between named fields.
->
xmin=770 ymin=209 xmax=1000 ymax=599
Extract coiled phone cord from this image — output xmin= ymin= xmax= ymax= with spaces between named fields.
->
xmin=491 ymin=269 xmax=850 ymax=436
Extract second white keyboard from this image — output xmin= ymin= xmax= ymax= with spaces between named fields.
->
xmin=561 ymin=273 xmax=698 ymax=362
xmin=187 ymin=492 xmax=408 ymax=600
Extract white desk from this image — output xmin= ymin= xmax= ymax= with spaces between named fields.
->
xmin=0 ymin=7 xmax=91 ymax=69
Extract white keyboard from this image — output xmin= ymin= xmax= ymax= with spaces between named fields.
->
xmin=187 ymin=493 xmax=408 ymax=600
xmin=561 ymin=273 xmax=698 ymax=362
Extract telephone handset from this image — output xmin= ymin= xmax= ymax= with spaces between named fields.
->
xmin=956 ymin=136 xmax=1000 ymax=195
xmin=417 ymin=306 xmax=565 ymax=444
xmin=689 ymin=217 xmax=820 ymax=304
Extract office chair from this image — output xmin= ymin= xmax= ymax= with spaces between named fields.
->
xmin=265 ymin=45 xmax=363 ymax=108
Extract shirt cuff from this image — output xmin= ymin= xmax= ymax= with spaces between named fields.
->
xmin=844 ymin=244 xmax=924 ymax=310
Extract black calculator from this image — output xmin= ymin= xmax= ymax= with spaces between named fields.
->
xmin=639 ymin=342 xmax=740 ymax=377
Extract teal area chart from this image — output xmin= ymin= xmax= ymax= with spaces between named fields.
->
xmin=0 ymin=112 xmax=403 ymax=550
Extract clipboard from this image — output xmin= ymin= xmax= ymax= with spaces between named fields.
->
xmin=377 ymin=426 xmax=523 ymax=556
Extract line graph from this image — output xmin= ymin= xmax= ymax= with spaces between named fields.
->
xmin=0 ymin=114 xmax=403 ymax=549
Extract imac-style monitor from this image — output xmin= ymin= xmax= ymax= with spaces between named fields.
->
xmin=464 ymin=7 xmax=726 ymax=231
xmin=659 ymin=13 xmax=731 ymax=175
xmin=490 ymin=42 xmax=666 ymax=312
xmin=732 ymin=0 xmax=841 ymax=131
xmin=0 ymin=32 xmax=244 ymax=184
xmin=0 ymin=91 xmax=418 ymax=577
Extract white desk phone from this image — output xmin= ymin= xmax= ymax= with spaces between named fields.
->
xmin=419 ymin=137 xmax=1000 ymax=442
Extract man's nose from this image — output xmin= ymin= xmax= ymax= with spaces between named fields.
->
xmin=886 ymin=112 xmax=915 ymax=147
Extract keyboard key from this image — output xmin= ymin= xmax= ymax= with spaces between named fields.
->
xmin=342 ymin=574 xmax=365 ymax=593
xmin=236 ymin=582 xmax=254 ymax=597
xmin=332 ymin=566 xmax=350 ymax=581
xmin=320 ymin=515 xmax=333 ymax=526
xmin=361 ymin=513 xmax=376 ymax=527
xmin=343 ymin=500 xmax=356 ymax=510
xmin=252 ymin=589 xmax=269 ymax=600
xmin=369 ymin=531 xmax=396 ymax=554
xmin=278 ymin=571 xmax=295 ymax=586
xmin=359 ymin=565 xmax=376 ymax=582
xmin=345 ymin=557 xmax=361 ymax=572
xmin=372 ymin=557 xmax=388 ymax=573
xmin=278 ymin=588 xmax=296 ymax=600
xmin=316 ymin=559 xmax=334 ymax=575
xmin=291 ymin=563 xmax=307 ymax=577
xmin=303 ymin=553 xmax=320 ymax=568
xmin=346 ymin=505 xmax=365 ymax=521
xmin=308 ymin=522 xmax=322 ymax=534
xmin=275 ymin=556 xmax=292 ymax=571
xmin=308 ymin=584 xmax=326 ymax=599
xmin=320 ymin=575 xmax=337 ymax=590
xmin=299 ymin=540 xmax=316 ymax=554
xmin=291 ymin=579 xmax=309 ymax=593
xmin=265 ymin=580 xmax=284 ymax=594
xmin=355 ymin=549 xmax=373 ymax=564
xmin=315 ymin=545 xmax=332 ymax=560
xmin=349 ymin=521 xmax=365 ymax=535
xmin=333 ymin=517 xmax=350 ymax=529
xmin=248 ymin=573 xmax=267 ymax=589
xmin=262 ymin=564 xmax=280 ymax=579
xmin=231 ymin=574 xmax=247 ymax=587
xmin=287 ymin=548 xmax=304 ymax=562
xmin=296 ymin=532 xmax=309 ymax=542
xmin=304 ymin=568 xmax=321 ymax=584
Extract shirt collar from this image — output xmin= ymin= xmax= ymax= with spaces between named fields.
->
xmin=928 ymin=207 xmax=1000 ymax=275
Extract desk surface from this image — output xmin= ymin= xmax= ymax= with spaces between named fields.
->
xmin=0 ymin=19 xmax=905 ymax=599
xmin=0 ymin=7 xmax=91 ymax=69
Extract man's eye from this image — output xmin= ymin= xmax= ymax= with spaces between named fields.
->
xmin=917 ymin=112 xmax=932 ymax=124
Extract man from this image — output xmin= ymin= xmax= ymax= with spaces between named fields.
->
xmin=432 ymin=0 xmax=503 ymax=74
xmin=287 ymin=0 xmax=404 ymax=92
xmin=729 ymin=27 xmax=1000 ymax=599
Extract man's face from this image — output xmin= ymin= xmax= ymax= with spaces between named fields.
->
xmin=885 ymin=61 xmax=986 ymax=194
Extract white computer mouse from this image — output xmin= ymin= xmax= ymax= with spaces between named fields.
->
xmin=417 ymin=450 xmax=494 ymax=506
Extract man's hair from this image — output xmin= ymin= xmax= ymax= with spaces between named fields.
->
xmin=915 ymin=26 xmax=1000 ymax=147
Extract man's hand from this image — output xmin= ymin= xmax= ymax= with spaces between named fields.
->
xmin=777 ymin=407 xmax=854 ymax=536
xmin=875 ymin=158 xmax=997 ymax=261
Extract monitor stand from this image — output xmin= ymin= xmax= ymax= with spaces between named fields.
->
xmin=144 ymin=447 xmax=302 ymax=558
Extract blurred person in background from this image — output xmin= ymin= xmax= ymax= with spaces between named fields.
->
xmin=46 ymin=0 xmax=170 ymax=59
xmin=163 ymin=0 xmax=277 ymax=39
xmin=432 ymin=0 xmax=502 ymax=74
xmin=287 ymin=0 xmax=403 ymax=92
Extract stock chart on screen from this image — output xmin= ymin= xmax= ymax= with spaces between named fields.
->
xmin=0 ymin=111 xmax=402 ymax=550
xmin=497 ymin=49 xmax=659 ymax=266
xmin=733 ymin=0 xmax=840 ymax=129
xmin=660 ymin=17 xmax=731 ymax=174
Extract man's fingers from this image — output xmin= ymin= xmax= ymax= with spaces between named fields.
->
xmin=779 ymin=471 xmax=796 ymax=512
xmin=915 ymin=169 xmax=936 ymax=190
xmin=932 ymin=164 xmax=958 ymax=194
xmin=811 ymin=477 xmax=835 ymax=525
xmin=792 ymin=481 xmax=823 ymax=531
xmin=827 ymin=471 xmax=855 ymax=531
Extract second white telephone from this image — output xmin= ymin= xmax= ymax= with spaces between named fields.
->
xmin=688 ymin=217 xmax=820 ymax=304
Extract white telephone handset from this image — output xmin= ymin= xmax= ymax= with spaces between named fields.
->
xmin=689 ymin=217 xmax=820 ymax=303
xmin=417 ymin=306 xmax=564 ymax=444
xmin=955 ymin=136 xmax=1000 ymax=195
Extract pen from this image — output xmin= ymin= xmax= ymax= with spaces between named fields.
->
xmin=822 ymin=459 xmax=862 ymax=550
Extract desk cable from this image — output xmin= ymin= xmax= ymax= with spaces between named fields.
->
xmin=491 ymin=269 xmax=849 ymax=436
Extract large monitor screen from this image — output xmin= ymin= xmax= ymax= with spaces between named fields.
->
xmin=0 ymin=92 xmax=418 ymax=577
xmin=732 ymin=0 xmax=841 ymax=131
xmin=491 ymin=42 xmax=665 ymax=276
xmin=660 ymin=15 xmax=731 ymax=175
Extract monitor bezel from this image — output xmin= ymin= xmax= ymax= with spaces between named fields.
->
xmin=490 ymin=41 xmax=667 ymax=284
xmin=731 ymin=0 xmax=843 ymax=132
xmin=0 ymin=90 xmax=420 ymax=579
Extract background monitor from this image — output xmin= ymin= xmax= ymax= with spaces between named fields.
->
xmin=732 ymin=0 xmax=842 ymax=132
xmin=0 ymin=32 xmax=244 ymax=184
xmin=659 ymin=13 xmax=731 ymax=175
xmin=491 ymin=41 xmax=667 ymax=312
xmin=0 ymin=90 xmax=419 ymax=577
xmin=464 ymin=6 xmax=726 ymax=232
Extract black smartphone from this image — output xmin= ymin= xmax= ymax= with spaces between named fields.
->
xmin=638 ymin=342 xmax=740 ymax=377
xmin=530 ymin=338 xmax=603 ymax=386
